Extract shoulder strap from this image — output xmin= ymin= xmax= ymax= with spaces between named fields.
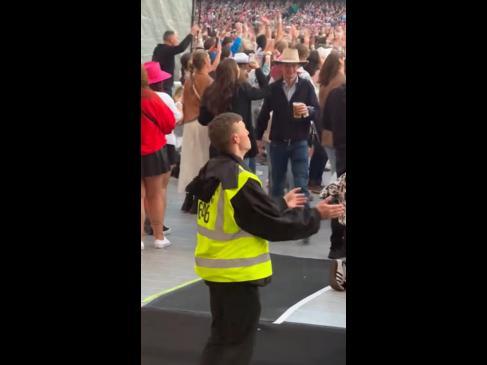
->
xmin=191 ymin=74 xmax=201 ymax=101
xmin=141 ymin=109 xmax=161 ymax=131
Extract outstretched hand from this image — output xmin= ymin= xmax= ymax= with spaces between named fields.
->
xmin=284 ymin=188 xmax=308 ymax=209
xmin=315 ymin=196 xmax=345 ymax=219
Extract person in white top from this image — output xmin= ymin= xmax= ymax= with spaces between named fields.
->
xmin=153 ymin=90 xmax=182 ymax=168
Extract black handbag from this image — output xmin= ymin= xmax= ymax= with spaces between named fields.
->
xmin=309 ymin=121 xmax=321 ymax=147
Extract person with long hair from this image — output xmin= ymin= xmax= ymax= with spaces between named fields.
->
xmin=178 ymin=50 xmax=214 ymax=212
xmin=179 ymin=52 xmax=192 ymax=86
xmin=317 ymin=50 xmax=345 ymax=177
xmin=140 ymin=65 xmax=176 ymax=250
xmin=198 ymin=57 xmax=269 ymax=172
xmin=318 ymin=51 xmax=345 ymax=111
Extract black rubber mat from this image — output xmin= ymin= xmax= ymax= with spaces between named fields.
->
xmin=141 ymin=306 xmax=346 ymax=365
xmin=145 ymin=254 xmax=332 ymax=322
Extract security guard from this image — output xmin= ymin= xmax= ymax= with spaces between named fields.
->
xmin=186 ymin=112 xmax=344 ymax=365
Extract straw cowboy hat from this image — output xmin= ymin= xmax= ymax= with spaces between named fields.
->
xmin=272 ymin=48 xmax=308 ymax=65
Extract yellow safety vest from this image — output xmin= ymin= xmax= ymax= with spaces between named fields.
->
xmin=194 ymin=166 xmax=273 ymax=282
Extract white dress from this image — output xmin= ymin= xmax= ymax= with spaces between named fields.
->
xmin=177 ymin=120 xmax=210 ymax=193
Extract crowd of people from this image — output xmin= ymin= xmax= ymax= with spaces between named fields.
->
xmin=196 ymin=0 xmax=345 ymax=48
xmin=141 ymin=1 xmax=346 ymax=363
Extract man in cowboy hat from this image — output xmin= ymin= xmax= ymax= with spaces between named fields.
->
xmin=255 ymin=48 xmax=320 ymax=201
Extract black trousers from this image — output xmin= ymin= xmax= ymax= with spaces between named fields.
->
xmin=199 ymin=282 xmax=261 ymax=365
xmin=329 ymin=218 xmax=346 ymax=258
xmin=308 ymin=138 xmax=328 ymax=186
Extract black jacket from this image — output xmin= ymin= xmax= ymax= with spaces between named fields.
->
xmin=199 ymin=68 xmax=269 ymax=158
xmin=187 ymin=154 xmax=322 ymax=242
xmin=152 ymin=34 xmax=193 ymax=89
xmin=322 ymin=84 xmax=346 ymax=176
xmin=255 ymin=77 xmax=320 ymax=142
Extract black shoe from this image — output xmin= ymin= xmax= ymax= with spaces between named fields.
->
xmin=302 ymin=237 xmax=310 ymax=244
xmin=144 ymin=219 xmax=153 ymax=235
xmin=144 ymin=225 xmax=171 ymax=236
xmin=163 ymin=225 xmax=172 ymax=235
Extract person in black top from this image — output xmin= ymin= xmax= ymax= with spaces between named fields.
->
xmin=198 ymin=58 xmax=269 ymax=172
xmin=321 ymin=83 xmax=346 ymax=259
xmin=152 ymin=24 xmax=200 ymax=94
xmin=322 ymin=84 xmax=346 ymax=177
xmin=187 ymin=112 xmax=345 ymax=365
xmin=255 ymin=48 xmax=320 ymax=199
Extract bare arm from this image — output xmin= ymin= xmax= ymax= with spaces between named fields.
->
xmin=276 ymin=12 xmax=284 ymax=41
xmin=210 ymin=40 xmax=222 ymax=72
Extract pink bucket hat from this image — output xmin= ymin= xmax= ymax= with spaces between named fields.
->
xmin=143 ymin=61 xmax=172 ymax=84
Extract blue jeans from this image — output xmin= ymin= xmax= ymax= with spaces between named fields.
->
xmin=270 ymin=140 xmax=310 ymax=198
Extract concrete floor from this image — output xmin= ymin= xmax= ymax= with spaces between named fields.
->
xmin=141 ymin=163 xmax=346 ymax=328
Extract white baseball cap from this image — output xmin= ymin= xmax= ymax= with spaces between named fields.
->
xmin=233 ymin=52 xmax=250 ymax=64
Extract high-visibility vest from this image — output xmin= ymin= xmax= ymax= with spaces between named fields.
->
xmin=194 ymin=166 xmax=272 ymax=282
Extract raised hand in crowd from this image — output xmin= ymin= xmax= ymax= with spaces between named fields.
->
xmin=290 ymin=24 xmax=298 ymax=41
xmin=248 ymin=60 xmax=259 ymax=70
xmin=191 ymin=24 xmax=200 ymax=36
xmin=235 ymin=22 xmax=243 ymax=34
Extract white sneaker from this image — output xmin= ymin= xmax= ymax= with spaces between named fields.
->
xmin=141 ymin=241 xmax=144 ymax=250
xmin=154 ymin=237 xmax=172 ymax=249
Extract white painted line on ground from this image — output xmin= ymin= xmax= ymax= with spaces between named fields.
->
xmin=273 ymin=286 xmax=332 ymax=324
